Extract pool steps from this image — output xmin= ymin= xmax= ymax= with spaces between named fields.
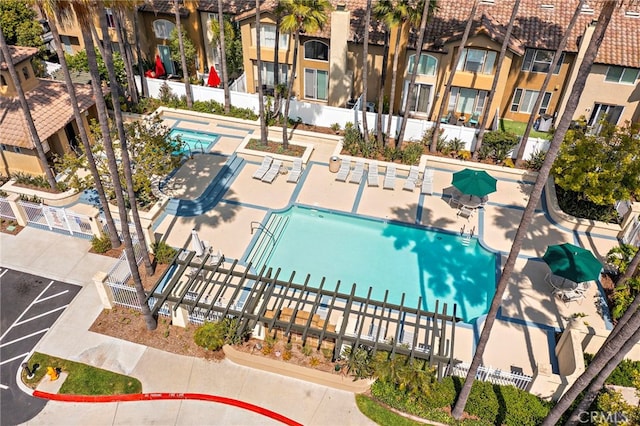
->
xmin=164 ymin=154 xmax=244 ymax=217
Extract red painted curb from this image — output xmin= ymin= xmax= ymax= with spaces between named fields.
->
xmin=32 ymin=391 xmax=302 ymax=426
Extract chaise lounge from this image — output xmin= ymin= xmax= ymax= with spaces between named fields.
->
xmin=262 ymin=159 xmax=283 ymax=183
xmin=253 ymin=156 xmax=273 ymax=180
xmin=383 ymin=165 xmax=396 ymax=190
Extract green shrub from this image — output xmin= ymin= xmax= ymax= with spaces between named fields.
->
xmin=481 ymin=131 xmax=519 ymax=162
xmin=555 ymin=186 xmax=620 ymax=224
xmin=342 ymin=122 xmax=363 ymax=156
xmin=466 ymin=380 xmax=500 ymax=422
xmin=194 ymin=321 xmax=225 ymax=351
xmin=151 ymin=241 xmax=177 ymax=264
xmin=496 ymin=384 xmax=551 ymax=426
xmin=448 ymin=138 xmax=465 ymax=154
xmin=401 ymin=142 xmax=423 ymax=165
xmin=585 ymin=353 xmax=640 ymax=387
xmin=525 ymin=149 xmax=546 ymax=171
xmin=422 ymin=376 xmax=457 ymax=408
xmin=91 ymin=235 xmax=112 ymax=253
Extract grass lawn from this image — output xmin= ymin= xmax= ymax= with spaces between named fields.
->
xmin=499 ymin=119 xmax=552 ymax=140
xmin=356 ymin=394 xmax=427 ymax=425
xmin=23 ymin=352 xmax=141 ymax=395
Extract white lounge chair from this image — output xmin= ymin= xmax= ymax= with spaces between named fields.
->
xmin=262 ymin=159 xmax=283 ymax=183
xmin=421 ymin=167 xmax=434 ymax=195
xmin=287 ymin=158 xmax=303 ymax=183
xmin=335 ymin=160 xmax=351 ymax=182
xmin=252 ymin=156 xmax=273 ymax=180
xmin=403 ymin=165 xmax=420 ymax=191
xmin=367 ymin=161 xmax=379 ymax=187
xmin=554 ymin=286 xmax=586 ymax=306
xmin=349 ymin=160 xmax=365 ymax=184
xmin=383 ymin=165 xmax=396 ymax=189
xmin=457 ymin=206 xmax=474 ymax=220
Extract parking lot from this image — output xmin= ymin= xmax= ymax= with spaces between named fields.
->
xmin=0 ymin=267 xmax=81 ymax=425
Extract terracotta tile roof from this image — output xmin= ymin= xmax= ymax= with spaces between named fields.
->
xmin=424 ymin=0 xmax=640 ymax=68
xmin=197 ymin=0 xmax=258 ymax=15
xmin=1 ymin=46 xmax=38 ymax=70
xmin=0 ymin=80 xmax=95 ymax=149
xmin=139 ymin=0 xmax=190 ymax=17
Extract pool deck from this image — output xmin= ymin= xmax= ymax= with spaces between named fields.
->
xmin=154 ymin=109 xmax=621 ymax=377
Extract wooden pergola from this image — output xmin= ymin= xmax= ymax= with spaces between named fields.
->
xmin=147 ymin=250 xmax=462 ymax=375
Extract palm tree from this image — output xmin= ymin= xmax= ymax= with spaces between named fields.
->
xmin=0 ymin=28 xmax=58 ymax=190
xmin=37 ymin=1 xmax=121 ymax=249
xmin=450 ymin=0 xmax=618 ymax=419
xmin=279 ymin=0 xmax=332 ymax=150
xmin=375 ymin=0 xmax=411 ymax=143
xmin=273 ymin=2 xmax=286 ymax=121
xmin=397 ymin=0 xmax=436 ymax=145
xmin=562 ymin=251 xmax=640 ymax=422
xmin=514 ymin=0 xmax=586 ymax=164
xmin=216 ymin=0 xmax=230 ymax=113
xmin=98 ymin=2 xmax=155 ymax=276
xmin=173 ymin=0 xmax=193 ymax=108
xmin=132 ymin=5 xmax=148 ymax=98
xmin=375 ymin=29 xmax=390 ymax=147
xmin=76 ymin=2 xmax=157 ymax=331
xmin=471 ymin=0 xmax=521 ymax=160
xmin=255 ymin=0 xmax=267 ymax=144
xmin=430 ymin=0 xmax=478 ymax=153
xmin=113 ymin=7 xmax=139 ymax=104
xmin=360 ymin=0 xmax=372 ymax=143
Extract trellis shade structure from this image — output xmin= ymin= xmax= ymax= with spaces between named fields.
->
xmin=542 ymin=243 xmax=602 ymax=283
xmin=452 ymin=169 xmax=497 ymax=198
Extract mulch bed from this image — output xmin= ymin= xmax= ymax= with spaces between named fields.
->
xmin=0 ymin=219 xmax=24 ymax=235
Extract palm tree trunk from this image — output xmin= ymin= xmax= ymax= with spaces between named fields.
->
xmin=41 ymin=3 xmax=121 ymax=248
xmin=377 ymin=31 xmax=390 ymax=147
xmin=174 ymin=0 xmax=193 ymax=108
xmin=114 ymin=8 xmax=139 ymax=104
xmin=397 ymin=0 xmax=431 ymax=145
xmin=79 ymin=6 xmax=157 ymax=331
xmin=217 ymin=0 xmax=230 ymax=113
xmin=472 ymin=0 xmax=520 ymax=160
xmin=361 ymin=0 xmax=372 ymax=144
xmin=256 ymin=0 xmax=267 ymax=144
xmin=274 ymin=10 xmax=282 ymax=119
xmin=385 ymin=26 xmax=402 ymax=144
xmin=451 ymin=0 xmax=616 ymax=419
xmin=564 ymin=324 xmax=640 ymax=425
xmin=0 ymin=27 xmax=57 ymax=190
xmin=515 ymin=0 xmax=585 ymax=164
xmin=98 ymin=3 xmax=155 ymax=275
xmin=282 ymin=30 xmax=299 ymax=150
xmin=132 ymin=7 xmax=148 ymax=98
xmin=430 ymin=0 xmax=478 ymax=153
xmin=91 ymin=25 xmax=106 ymax=60
xmin=563 ymin=251 xmax=640 ymax=419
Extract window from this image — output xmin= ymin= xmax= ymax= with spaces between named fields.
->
xmin=0 ymin=144 xmax=7 ymax=150
xmin=153 ymin=19 xmax=175 ymax=40
xmin=304 ymin=68 xmax=328 ymax=100
xmin=13 ymin=146 xmax=22 ymax=154
xmin=510 ymin=88 xmax=552 ymax=114
xmin=447 ymin=87 xmax=487 ymax=115
xmin=588 ymin=103 xmax=623 ymax=133
xmin=254 ymin=24 xmax=288 ymax=50
xmin=22 ymin=67 xmax=29 ymax=81
xmin=1 ymin=75 xmax=6 ymax=86
xmin=60 ymin=35 xmax=73 ymax=54
xmin=304 ymin=41 xmax=329 ymax=61
xmin=522 ymin=49 xmax=563 ymax=74
xmin=403 ymin=82 xmax=432 ymax=114
xmin=456 ymin=48 xmax=496 ymax=74
xmin=105 ymin=8 xmax=115 ymax=28
xmin=407 ymin=54 xmax=437 ymax=76
xmin=605 ymin=66 xmax=639 ymax=84
xmin=255 ymin=62 xmax=288 ymax=88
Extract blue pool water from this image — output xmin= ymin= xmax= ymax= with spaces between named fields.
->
xmin=169 ymin=128 xmax=219 ymax=155
xmin=256 ymin=206 xmax=497 ymax=323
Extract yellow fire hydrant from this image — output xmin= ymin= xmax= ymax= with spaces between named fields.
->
xmin=47 ymin=366 xmax=59 ymax=381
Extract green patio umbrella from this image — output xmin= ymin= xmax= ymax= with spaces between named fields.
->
xmin=542 ymin=243 xmax=602 ymax=283
xmin=451 ymin=169 xmax=497 ymax=198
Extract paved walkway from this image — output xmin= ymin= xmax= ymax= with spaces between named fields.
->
xmin=0 ymin=228 xmax=373 ymax=426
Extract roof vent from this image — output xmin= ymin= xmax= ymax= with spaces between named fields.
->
xmin=480 ymin=0 xmax=495 ymax=4
xmin=624 ymin=10 xmax=640 ymax=18
xmin=581 ymin=3 xmax=594 ymax=14
xmin=336 ymin=3 xmax=346 ymax=11
xmin=541 ymin=4 xmax=555 ymax=10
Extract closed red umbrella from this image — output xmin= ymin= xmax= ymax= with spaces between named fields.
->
xmin=207 ymin=65 xmax=220 ymax=87
xmin=154 ymin=54 xmax=165 ymax=78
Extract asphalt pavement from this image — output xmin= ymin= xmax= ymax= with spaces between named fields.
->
xmin=0 ymin=267 xmax=81 ymax=425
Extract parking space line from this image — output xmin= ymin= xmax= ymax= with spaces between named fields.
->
xmin=36 ymin=290 xmax=69 ymax=304
xmin=0 ymin=352 xmax=30 ymax=366
xmin=0 ymin=269 xmax=8 ymax=279
xmin=15 ymin=306 xmax=68 ymax=327
xmin=0 ymin=281 xmax=53 ymax=341
xmin=0 ymin=329 xmax=49 ymax=348
xmin=0 ymin=384 xmax=8 ymax=390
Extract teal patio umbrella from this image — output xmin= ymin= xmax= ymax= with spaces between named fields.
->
xmin=542 ymin=243 xmax=602 ymax=283
xmin=451 ymin=169 xmax=497 ymax=198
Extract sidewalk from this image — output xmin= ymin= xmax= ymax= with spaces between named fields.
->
xmin=0 ymin=227 xmax=373 ymax=426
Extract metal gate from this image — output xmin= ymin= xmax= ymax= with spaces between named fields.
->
xmin=0 ymin=198 xmax=16 ymax=220
xmin=623 ymin=215 xmax=640 ymax=247
xmin=18 ymin=200 xmax=93 ymax=239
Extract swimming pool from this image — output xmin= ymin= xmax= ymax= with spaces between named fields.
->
xmin=251 ymin=206 xmax=497 ymax=323
xmin=169 ymin=128 xmax=219 ymax=155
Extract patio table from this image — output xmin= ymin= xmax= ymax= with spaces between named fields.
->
xmin=459 ymin=195 xmax=483 ymax=209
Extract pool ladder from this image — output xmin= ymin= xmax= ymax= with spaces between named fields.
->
xmin=247 ymin=216 xmax=290 ymax=268
xmin=460 ymin=225 xmax=475 ymax=246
